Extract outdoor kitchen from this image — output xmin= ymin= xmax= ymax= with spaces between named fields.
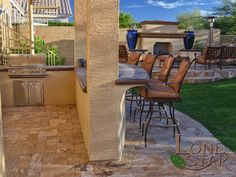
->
xmin=0 ymin=55 xmax=75 ymax=107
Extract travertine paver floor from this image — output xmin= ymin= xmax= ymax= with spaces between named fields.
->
xmin=3 ymin=104 xmax=236 ymax=177
xmin=3 ymin=105 xmax=88 ymax=177
xmin=83 ymin=104 xmax=236 ymax=177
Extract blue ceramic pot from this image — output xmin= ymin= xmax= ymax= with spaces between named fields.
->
xmin=183 ymin=31 xmax=195 ymax=50
xmin=126 ymin=29 xmax=138 ymax=50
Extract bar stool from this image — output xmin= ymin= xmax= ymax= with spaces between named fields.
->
xmin=139 ymin=58 xmax=193 ymax=149
xmin=133 ymin=56 xmax=176 ymax=127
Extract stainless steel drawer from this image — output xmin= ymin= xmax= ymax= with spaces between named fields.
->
xmin=13 ymin=80 xmax=44 ymax=106
xmin=28 ymin=81 xmax=44 ymax=105
xmin=13 ymin=80 xmax=29 ymax=106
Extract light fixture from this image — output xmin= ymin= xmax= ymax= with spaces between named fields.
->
xmin=207 ymin=16 xmax=216 ymax=46
xmin=207 ymin=16 xmax=216 ymax=28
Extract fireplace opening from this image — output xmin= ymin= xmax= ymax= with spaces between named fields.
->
xmin=153 ymin=42 xmax=173 ymax=56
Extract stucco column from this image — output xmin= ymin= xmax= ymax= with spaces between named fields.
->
xmin=86 ymin=0 xmax=123 ymax=161
xmin=75 ymin=0 xmax=130 ymax=161
xmin=74 ymin=0 xmax=87 ymax=64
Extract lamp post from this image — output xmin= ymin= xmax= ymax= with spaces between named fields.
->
xmin=207 ymin=16 xmax=216 ymax=47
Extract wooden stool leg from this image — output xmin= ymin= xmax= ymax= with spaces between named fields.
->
xmin=175 ymin=133 xmax=181 ymax=153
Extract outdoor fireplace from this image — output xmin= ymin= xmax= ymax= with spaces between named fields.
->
xmin=138 ymin=20 xmax=186 ymax=55
xmin=153 ymin=42 xmax=173 ymax=56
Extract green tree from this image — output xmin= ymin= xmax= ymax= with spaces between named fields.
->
xmin=177 ymin=9 xmax=208 ymax=30
xmin=213 ymin=0 xmax=236 ymax=34
xmin=119 ymin=12 xmax=135 ymax=28
xmin=214 ymin=0 xmax=236 ymax=16
xmin=214 ymin=16 xmax=236 ymax=34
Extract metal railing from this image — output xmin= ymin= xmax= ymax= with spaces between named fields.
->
xmin=23 ymin=0 xmax=59 ymax=18
xmin=0 ymin=11 xmax=58 ymax=65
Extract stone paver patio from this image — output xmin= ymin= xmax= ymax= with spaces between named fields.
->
xmin=2 ymin=105 xmax=236 ymax=176
xmin=3 ymin=105 xmax=88 ymax=177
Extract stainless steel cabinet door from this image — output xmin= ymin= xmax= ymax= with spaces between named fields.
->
xmin=13 ymin=80 xmax=29 ymax=106
xmin=28 ymin=81 xmax=44 ymax=105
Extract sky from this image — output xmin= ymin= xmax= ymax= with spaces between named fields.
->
xmin=69 ymin=0 xmax=224 ymax=22
xmin=69 ymin=0 xmax=74 ymax=22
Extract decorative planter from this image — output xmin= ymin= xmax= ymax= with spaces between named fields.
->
xmin=126 ymin=29 xmax=138 ymax=50
xmin=183 ymin=31 xmax=195 ymax=50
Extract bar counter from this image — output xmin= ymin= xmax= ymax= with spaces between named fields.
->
xmin=116 ymin=63 xmax=150 ymax=85
xmin=74 ymin=67 xmax=87 ymax=92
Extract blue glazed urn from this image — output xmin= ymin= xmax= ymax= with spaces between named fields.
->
xmin=126 ymin=29 xmax=138 ymax=50
xmin=183 ymin=31 xmax=195 ymax=50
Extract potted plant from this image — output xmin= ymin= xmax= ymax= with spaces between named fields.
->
xmin=183 ymin=25 xmax=195 ymax=50
xmin=126 ymin=23 xmax=138 ymax=50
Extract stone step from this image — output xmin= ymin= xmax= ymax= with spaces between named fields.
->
xmin=184 ymin=77 xmax=219 ymax=84
xmin=169 ymin=71 xmax=215 ymax=78
xmin=153 ymin=63 xmax=236 ymax=84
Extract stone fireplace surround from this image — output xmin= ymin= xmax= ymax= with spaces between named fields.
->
xmin=137 ymin=20 xmax=186 ymax=55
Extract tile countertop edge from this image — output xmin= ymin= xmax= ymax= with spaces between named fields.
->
xmin=115 ymin=79 xmax=149 ymax=85
xmin=0 ymin=65 xmax=75 ymax=72
xmin=46 ymin=65 xmax=75 ymax=71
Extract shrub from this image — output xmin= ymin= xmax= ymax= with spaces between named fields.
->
xmin=193 ymin=40 xmax=205 ymax=51
xmin=48 ymin=21 xmax=74 ymax=26
xmin=34 ymin=36 xmax=65 ymax=65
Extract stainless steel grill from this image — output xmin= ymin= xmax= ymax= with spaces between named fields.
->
xmin=8 ymin=55 xmax=47 ymax=78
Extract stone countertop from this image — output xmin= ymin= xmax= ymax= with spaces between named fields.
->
xmin=116 ymin=63 xmax=150 ymax=85
xmin=0 ymin=65 xmax=75 ymax=72
xmin=74 ymin=67 xmax=87 ymax=93
xmin=46 ymin=65 xmax=74 ymax=71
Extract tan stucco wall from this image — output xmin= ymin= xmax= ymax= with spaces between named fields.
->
xmin=0 ymin=71 xmax=76 ymax=107
xmin=142 ymin=24 xmax=178 ymax=33
xmin=19 ymin=26 xmax=75 ymax=65
xmin=75 ymin=81 xmax=89 ymax=152
xmin=0 ymin=92 xmax=6 ymax=177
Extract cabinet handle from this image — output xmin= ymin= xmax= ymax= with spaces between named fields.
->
xmin=22 ymin=83 xmax=27 ymax=87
